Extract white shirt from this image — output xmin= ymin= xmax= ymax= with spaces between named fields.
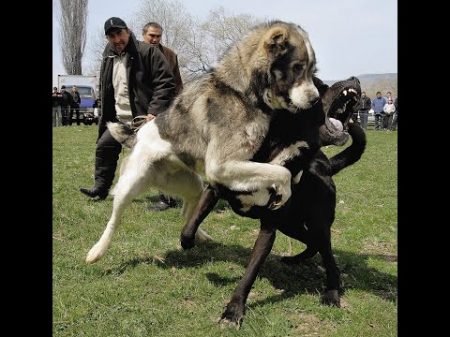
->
xmin=112 ymin=53 xmax=133 ymax=123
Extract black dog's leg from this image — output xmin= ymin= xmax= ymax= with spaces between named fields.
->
xmin=318 ymin=228 xmax=341 ymax=307
xmin=220 ymin=218 xmax=276 ymax=327
xmin=280 ymin=245 xmax=318 ymax=265
xmin=180 ymin=184 xmax=219 ymax=249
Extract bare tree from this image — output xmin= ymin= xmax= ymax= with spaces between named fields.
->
xmin=202 ymin=7 xmax=261 ymax=60
xmin=133 ymin=1 xmax=261 ymax=78
xmin=83 ymin=1 xmax=262 ymax=79
xmin=186 ymin=7 xmax=261 ymax=77
xmin=85 ymin=29 xmax=107 ymax=77
xmin=58 ymin=0 xmax=88 ymax=75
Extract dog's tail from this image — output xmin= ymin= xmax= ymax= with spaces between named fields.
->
xmin=107 ymin=122 xmax=136 ymax=148
xmin=329 ymin=122 xmax=366 ymax=176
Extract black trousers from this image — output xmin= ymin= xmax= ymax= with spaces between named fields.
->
xmin=92 ymin=129 xmax=122 ymax=191
xmin=61 ymin=106 xmax=70 ymax=126
xmin=69 ymin=104 xmax=80 ymax=125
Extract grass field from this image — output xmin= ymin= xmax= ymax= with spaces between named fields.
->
xmin=53 ymin=125 xmax=397 ymax=337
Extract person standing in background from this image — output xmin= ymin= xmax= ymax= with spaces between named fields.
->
xmin=70 ymin=86 xmax=81 ymax=126
xmin=52 ymin=87 xmax=62 ymax=127
xmin=371 ymin=91 xmax=386 ymax=131
xmin=60 ymin=85 xmax=73 ymax=126
xmin=390 ymin=97 xmax=398 ymax=131
xmin=383 ymin=98 xmax=396 ymax=131
xmin=383 ymin=91 xmax=394 ymax=129
xmin=142 ymin=21 xmax=183 ymax=211
xmin=358 ymin=91 xmax=371 ymax=130
xmin=142 ymin=22 xmax=183 ymax=96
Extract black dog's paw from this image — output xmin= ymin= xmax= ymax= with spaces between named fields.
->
xmin=218 ymin=302 xmax=245 ymax=328
xmin=180 ymin=234 xmax=195 ymax=250
xmin=321 ymin=289 xmax=340 ymax=307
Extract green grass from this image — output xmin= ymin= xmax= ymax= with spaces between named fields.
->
xmin=53 ymin=125 xmax=397 ymax=337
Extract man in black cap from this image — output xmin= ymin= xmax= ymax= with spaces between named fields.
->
xmin=80 ymin=17 xmax=176 ymax=200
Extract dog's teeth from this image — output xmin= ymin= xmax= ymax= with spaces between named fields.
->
xmin=349 ymin=88 xmax=357 ymax=94
xmin=343 ymin=90 xmax=347 ymax=96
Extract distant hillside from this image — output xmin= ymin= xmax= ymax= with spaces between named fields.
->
xmin=325 ymin=73 xmax=397 ymax=99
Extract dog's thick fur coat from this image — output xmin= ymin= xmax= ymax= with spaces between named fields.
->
xmin=86 ymin=21 xmax=323 ymax=264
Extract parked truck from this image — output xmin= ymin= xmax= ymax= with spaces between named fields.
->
xmin=57 ymin=75 xmax=99 ymax=125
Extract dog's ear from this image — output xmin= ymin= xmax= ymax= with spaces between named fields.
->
xmin=263 ymin=27 xmax=289 ymax=60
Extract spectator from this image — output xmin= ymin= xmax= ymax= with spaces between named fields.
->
xmin=70 ymin=86 xmax=82 ymax=126
xmin=358 ymin=91 xmax=371 ymax=130
xmin=390 ymin=97 xmax=398 ymax=131
xmin=383 ymin=91 xmax=394 ymax=129
xmin=371 ymin=91 xmax=386 ymax=130
xmin=383 ymin=98 xmax=396 ymax=131
xmin=52 ymin=87 xmax=62 ymax=127
xmin=79 ymin=17 xmax=175 ymax=200
xmin=142 ymin=22 xmax=183 ymax=95
xmin=142 ymin=21 xmax=183 ymax=211
xmin=60 ymin=85 xmax=73 ymax=126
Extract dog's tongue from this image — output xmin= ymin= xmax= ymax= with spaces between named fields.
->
xmin=320 ymin=115 xmax=349 ymax=146
xmin=329 ymin=118 xmax=343 ymax=132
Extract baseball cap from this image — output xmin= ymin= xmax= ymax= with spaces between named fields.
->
xmin=104 ymin=17 xmax=127 ymax=35
xmin=61 ymin=85 xmax=66 ymax=89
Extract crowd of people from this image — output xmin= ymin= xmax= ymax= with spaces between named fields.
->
xmin=52 ymin=85 xmax=83 ymax=126
xmin=356 ymin=90 xmax=398 ymax=131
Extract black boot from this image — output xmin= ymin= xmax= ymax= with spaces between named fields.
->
xmin=80 ymin=187 xmax=108 ymax=200
xmin=148 ymin=193 xmax=177 ymax=211
xmin=80 ymin=144 xmax=120 ymax=200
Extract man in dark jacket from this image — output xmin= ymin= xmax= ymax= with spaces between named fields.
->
xmin=60 ymin=85 xmax=73 ymax=126
xmin=142 ymin=21 xmax=183 ymax=211
xmin=80 ymin=17 xmax=176 ymax=200
xmin=358 ymin=91 xmax=371 ymax=130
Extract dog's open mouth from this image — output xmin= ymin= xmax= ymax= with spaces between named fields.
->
xmin=320 ymin=76 xmax=361 ymax=146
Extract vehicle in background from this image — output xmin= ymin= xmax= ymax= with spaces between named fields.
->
xmin=57 ymin=75 xmax=98 ymax=125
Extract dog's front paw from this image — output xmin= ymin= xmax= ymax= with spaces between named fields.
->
xmin=267 ymin=181 xmax=291 ymax=210
xmin=321 ymin=289 xmax=340 ymax=307
xmin=180 ymin=234 xmax=196 ymax=250
xmin=218 ymin=302 xmax=245 ymax=328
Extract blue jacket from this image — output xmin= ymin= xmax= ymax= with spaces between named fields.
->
xmin=372 ymin=96 xmax=386 ymax=114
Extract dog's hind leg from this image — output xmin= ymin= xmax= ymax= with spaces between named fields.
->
xmin=319 ymin=235 xmax=341 ymax=307
xmin=85 ymin=154 xmax=153 ymax=264
xmin=280 ymin=245 xmax=318 ymax=265
xmin=316 ymin=227 xmax=341 ymax=307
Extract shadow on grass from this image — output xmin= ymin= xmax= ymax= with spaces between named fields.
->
xmin=109 ymin=240 xmax=397 ymax=306
xmin=130 ymin=195 xmax=230 ymax=212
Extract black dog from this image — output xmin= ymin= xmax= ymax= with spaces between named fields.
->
xmin=180 ymin=77 xmax=365 ymax=325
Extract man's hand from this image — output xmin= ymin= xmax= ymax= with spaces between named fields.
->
xmin=132 ymin=114 xmax=155 ymax=129
xmin=146 ymin=114 xmax=156 ymax=121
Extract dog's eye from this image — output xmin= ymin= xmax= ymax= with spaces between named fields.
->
xmin=292 ymin=63 xmax=303 ymax=76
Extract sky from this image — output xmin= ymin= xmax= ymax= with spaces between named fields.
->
xmin=52 ymin=0 xmax=397 ymax=87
